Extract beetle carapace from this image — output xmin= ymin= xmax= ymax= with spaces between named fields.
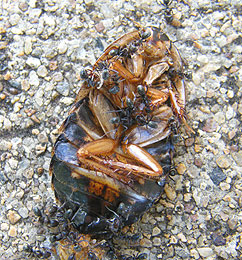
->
xmin=50 ymin=26 xmax=188 ymax=235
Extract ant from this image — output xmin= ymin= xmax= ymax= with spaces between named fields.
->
xmin=23 ymin=244 xmax=51 ymax=259
xmin=94 ymin=60 xmax=122 ymax=89
xmin=168 ymin=116 xmax=181 ymax=143
xmin=80 ymin=68 xmax=98 ymax=88
xmin=118 ymin=252 xmax=147 ymax=260
xmin=108 ymin=29 xmax=151 ymax=60
xmin=157 ymin=0 xmax=183 ymax=28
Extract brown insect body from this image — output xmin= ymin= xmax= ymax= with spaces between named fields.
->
xmin=50 ymin=27 xmax=188 ymax=236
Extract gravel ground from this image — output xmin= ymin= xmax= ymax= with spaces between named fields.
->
xmin=0 ymin=0 xmax=242 ymax=259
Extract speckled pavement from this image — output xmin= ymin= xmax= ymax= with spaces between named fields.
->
xmin=0 ymin=0 xmax=241 ymax=259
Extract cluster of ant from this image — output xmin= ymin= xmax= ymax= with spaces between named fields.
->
xmin=31 ymin=204 xmax=107 ymax=259
xmin=24 ymin=204 xmax=148 ymax=260
xmin=80 ymin=29 xmax=161 ymax=132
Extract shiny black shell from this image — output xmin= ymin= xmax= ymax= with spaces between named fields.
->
xmin=50 ymin=96 xmax=174 ymax=235
xmin=50 ymin=27 xmax=181 ymax=235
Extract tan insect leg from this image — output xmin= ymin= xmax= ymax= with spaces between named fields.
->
xmin=110 ymin=60 xmax=141 ymax=83
xmin=122 ymin=143 xmax=163 ymax=176
xmin=146 ymin=88 xmax=169 ymax=106
xmin=169 ymin=90 xmax=195 ymax=134
xmin=77 ymin=138 xmax=117 ymax=158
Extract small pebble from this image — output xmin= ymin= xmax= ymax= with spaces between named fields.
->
xmin=227 ymin=217 xmax=238 ymax=230
xmin=190 ymin=248 xmax=200 ymax=259
xmin=202 ymin=117 xmax=218 ymax=132
xmin=216 ymin=155 xmax=232 ymax=169
xmin=1 ymin=223 xmax=9 ymax=231
xmin=226 ymin=106 xmax=235 ymax=120
xmin=29 ymin=71 xmax=40 ymax=87
xmin=221 ymin=211 xmax=230 ymax=221
xmin=164 ymin=184 xmax=176 ymax=201
xmin=9 ymin=14 xmax=21 ymax=26
xmin=95 ymin=22 xmax=105 ymax=32
xmin=52 ymin=72 xmax=63 ymax=82
xmin=8 ymin=226 xmax=18 ymax=237
xmin=227 ymin=89 xmax=234 ymax=98
xmin=35 ymin=144 xmax=47 ymax=155
xmin=194 ymin=144 xmax=203 ymax=153
xmin=26 ymin=57 xmax=41 ymax=69
xmin=185 ymin=137 xmax=194 ymax=147
xmin=177 ymin=233 xmax=187 ymax=242
xmin=176 ymin=163 xmax=186 ymax=175
xmin=18 ymin=207 xmax=29 ymax=219
xmin=7 ymin=210 xmax=21 ymax=224
xmin=61 ymin=97 xmax=74 ymax=106
xmin=140 ymin=238 xmax=152 ymax=248
xmin=0 ymin=140 xmax=12 ymax=151
xmin=208 ymin=167 xmax=226 ymax=185
xmin=184 ymin=193 xmax=192 ymax=202
xmin=175 ymin=247 xmax=190 ymax=258
xmin=238 ymin=104 xmax=242 ymax=115
xmin=228 ymin=129 xmax=237 ymax=140
xmin=24 ymin=38 xmax=32 ymax=55
xmin=49 ymin=60 xmax=58 ymax=70
xmin=169 ymin=235 xmax=178 ymax=244
xmin=194 ymin=157 xmax=203 ymax=167
xmin=212 ymin=233 xmax=226 ymax=246
xmin=58 ymin=41 xmax=68 ymax=54
xmin=3 ymin=118 xmax=12 ymax=130
xmin=152 ymin=237 xmax=161 ymax=246
xmin=220 ymin=182 xmax=230 ymax=191
xmin=197 ymin=247 xmax=214 ymax=257
xmin=152 ymin=227 xmax=161 ymax=236
xmin=231 ymin=151 xmax=242 ymax=167
xmin=37 ymin=65 xmax=48 ymax=77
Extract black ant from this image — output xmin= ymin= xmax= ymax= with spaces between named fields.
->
xmin=168 ymin=116 xmax=181 ymax=143
xmin=94 ymin=60 xmax=122 ymax=89
xmin=88 ymin=251 xmax=99 ymax=260
xmin=158 ymin=0 xmax=183 ymax=28
xmin=80 ymin=69 xmax=97 ymax=88
xmin=23 ymin=244 xmax=51 ymax=259
xmin=108 ymin=30 xmax=150 ymax=60
xmin=118 ymin=252 xmax=147 ymax=260
xmin=108 ymin=84 xmax=120 ymax=94
xmin=137 ymin=84 xmax=151 ymax=112
xmin=109 ymin=47 xmax=133 ymax=59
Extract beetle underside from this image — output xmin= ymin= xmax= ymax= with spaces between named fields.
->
xmin=50 ymin=26 xmax=188 ymax=239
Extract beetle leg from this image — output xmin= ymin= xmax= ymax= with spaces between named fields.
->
xmin=170 ymin=42 xmax=184 ymax=71
xmin=76 ymin=139 xmax=163 ymax=180
xmin=77 ymin=138 xmax=117 ymax=158
xmin=146 ymin=87 xmax=169 ymax=107
xmin=122 ymin=143 xmax=163 ymax=176
xmin=76 ymin=138 xmax=134 ymax=183
xmin=100 ymin=159 xmax=162 ymax=179
xmin=169 ymin=87 xmax=195 ymax=133
xmin=110 ymin=60 xmax=141 ymax=84
xmin=74 ymin=155 xmax=131 ymax=184
xmin=89 ymin=90 xmax=121 ymax=139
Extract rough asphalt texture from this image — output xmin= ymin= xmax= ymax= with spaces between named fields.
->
xmin=0 ymin=0 xmax=241 ymax=259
